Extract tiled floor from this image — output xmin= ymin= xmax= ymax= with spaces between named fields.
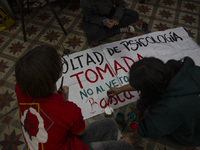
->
xmin=0 ymin=0 xmax=200 ymax=149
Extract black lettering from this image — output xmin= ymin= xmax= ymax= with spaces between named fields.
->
xmin=86 ymin=53 xmax=96 ymax=65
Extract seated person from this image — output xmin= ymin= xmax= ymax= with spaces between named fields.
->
xmin=80 ymin=0 xmax=139 ymax=43
xmin=108 ymin=57 xmax=200 ymax=147
xmin=15 ymin=45 xmax=135 ymax=150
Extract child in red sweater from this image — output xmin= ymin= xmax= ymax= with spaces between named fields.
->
xmin=15 ymin=45 xmax=134 ymax=150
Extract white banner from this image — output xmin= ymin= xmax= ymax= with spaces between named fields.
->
xmin=57 ymin=27 xmax=200 ymax=119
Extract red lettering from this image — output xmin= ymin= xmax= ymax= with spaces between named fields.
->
xmin=100 ymin=91 xmax=138 ymax=109
xmin=70 ymin=64 xmax=116 ymax=89
xmin=114 ymin=60 xmax=128 ymax=75
xmin=96 ymin=63 xmax=114 ymax=79
xmin=100 ymin=98 xmax=108 ymax=108
xmin=116 ymin=95 xmax=125 ymax=102
xmin=109 ymin=96 xmax=118 ymax=105
xmin=124 ymin=91 xmax=135 ymax=99
xmin=70 ymin=71 xmax=84 ymax=89
xmin=121 ymin=56 xmax=135 ymax=70
xmin=137 ymin=53 xmax=143 ymax=60
xmin=85 ymin=69 xmax=98 ymax=83
xmin=137 ymin=90 xmax=141 ymax=97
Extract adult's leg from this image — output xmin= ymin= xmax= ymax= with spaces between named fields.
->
xmin=83 ymin=9 xmax=139 ymax=42
xmin=80 ymin=118 xmax=118 ymax=143
xmin=83 ymin=21 xmax=119 ymax=42
xmin=79 ymin=118 xmax=134 ymax=150
xmin=87 ymin=140 xmax=134 ymax=150
xmin=118 ymin=9 xmax=139 ymax=28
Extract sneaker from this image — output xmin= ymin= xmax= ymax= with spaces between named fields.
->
xmin=134 ymin=22 xmax=148 ymax=31
xmin=120 ymin=25 xmax=135 ymax=34
xmin=142 ymin=22 xmax=148 ymax=31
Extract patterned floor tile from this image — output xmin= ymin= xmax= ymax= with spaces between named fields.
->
xmin=181 ymin=0 xmax=200 ymax=13
xmin=6 ymin=72 xmax=16 ymax=86
xmin=0 ymin=86 xmax=17 ymax=115
xmin=52 ymin=13 xmax=77 ymax=28
xmin=135 ymin=3 xmax=154 ymax=16
xmin=0 ymin=58 xmax=15 ymax=78
xmin=0 ymin=127 xmax=25 ymax=150
xmin=183 ymin=27 xmax=199 ymax=43
xmin=159 ymin=0 xmax=178 ymax=9
xmin=73 ymin=17 xmax=85 ymax=34
xmin=2 ymin=21 xmax=21 ymax=36
xmin=62 ymin=33 xmax=87 ymax=52
xmin=17 ymin=23 xmax=44 ymax=39
xmin=151 ymin=20 xmax=174 ymax=32
xmin=33 ymin=8 xmax=54 ymax=24
xmin=179 ymin=12 xmax=199 ymax=27
xmin=38 ymin=28 xmax=64 ymax=45
xmin=0 ymin=36 xmax=10 ymax=51
xmin=2 ymin=40 xmax=30 ymax=58
xmin=155 ymin=8 xmax=176 ymax=21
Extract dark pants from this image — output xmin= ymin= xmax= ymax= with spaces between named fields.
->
xmin=83 ymin=9 xmax=139 ymax=42
xmin=79 ymin=118 xmax=134 ymax=150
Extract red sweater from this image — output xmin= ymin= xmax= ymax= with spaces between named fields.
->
xmin=15 ymin=84 xmax=89 ymax=150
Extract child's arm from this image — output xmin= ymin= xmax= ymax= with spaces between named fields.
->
xmin=107 ymin=84 xmax=136 ymax=97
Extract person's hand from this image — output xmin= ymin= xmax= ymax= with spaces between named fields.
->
xmin=107 ymin=87 xmax=122 ymax=97
xmin=61 ymin=86 xmax=69 ymax=100
xmin=110 ymin=19 xmax=119 ymax=26
xmin=106 ymin=19 xmax=115 ymax=29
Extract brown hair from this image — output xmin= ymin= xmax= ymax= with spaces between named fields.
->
xmin=15 ymin=45 xmax=62 ymax=99
xmin=129 ymin=57 xmax=183 ymax=119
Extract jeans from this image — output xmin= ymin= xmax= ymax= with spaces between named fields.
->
xmin=79 ymin=118 xmax=134 ymax=150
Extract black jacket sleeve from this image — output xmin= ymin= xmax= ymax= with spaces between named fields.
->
xmin=80 ymin=0 xmax=106 ymax=27
xmin=112 ymin=0 xmax=125 ymax=22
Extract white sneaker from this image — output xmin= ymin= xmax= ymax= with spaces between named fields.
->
xmin=120 ymin=25 xmax=135 ymax=34
xmin=128 ymin=25 xmax=135 ymax=34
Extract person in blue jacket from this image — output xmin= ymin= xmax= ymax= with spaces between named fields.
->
xmin=107 ymin=57 xmax=200 ymax=147
xmin=80 ymin=0 xmax=139 ymax=44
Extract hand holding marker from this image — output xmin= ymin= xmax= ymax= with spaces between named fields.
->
xmin=59 ymin=77 xmax=69 ymax=101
